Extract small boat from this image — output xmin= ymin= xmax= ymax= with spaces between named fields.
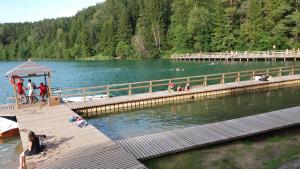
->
xmin=0 ymin=117 xmax=19 ymax=138
xmin=62 ymin=94 xmax=109 ymax=103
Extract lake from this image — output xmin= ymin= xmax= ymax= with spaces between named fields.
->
xmin=0 ymin=60 xmax=298 ymax=168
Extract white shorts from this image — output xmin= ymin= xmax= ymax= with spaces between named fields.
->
xmin=28 ymin=90 xmax=35 ymax=96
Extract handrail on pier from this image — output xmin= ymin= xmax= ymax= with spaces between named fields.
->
xmin=48 ymin=66 xmax=300 ymax=99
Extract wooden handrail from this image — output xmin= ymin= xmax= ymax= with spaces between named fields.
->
xmin=45 ymin=66 xmax=299 ymax=99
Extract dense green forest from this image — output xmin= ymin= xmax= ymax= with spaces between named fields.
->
xmin=0 ymin=0 xmax=300 ymax=60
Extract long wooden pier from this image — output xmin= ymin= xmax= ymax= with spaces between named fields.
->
xmin=115 ymin=106 xmax=300 ymax=160
xmin=61 ymin=66 xmax=300 ymax=117
xmin=0 ymin=105 xmax=146 ymax=169
xmin=172 ymin=50 xmax=300 ymax=62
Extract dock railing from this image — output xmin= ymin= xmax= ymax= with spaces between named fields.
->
xmin=171 ymin=50 xmax=300 ymax=60
xmin=51 ymin=66 xmax=300 ymax=100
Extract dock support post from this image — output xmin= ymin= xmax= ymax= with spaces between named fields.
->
xmin=128 ymin=84 xmax=132 ymax=96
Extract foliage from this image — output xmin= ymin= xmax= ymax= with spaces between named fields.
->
xmin=0 ymin=0 xmax=300 ymax=60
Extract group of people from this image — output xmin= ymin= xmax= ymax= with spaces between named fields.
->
xmin=168 ymin=82 xmax=190 ymax=92
xmin=16 ymin=79 xmax=48 ymax=104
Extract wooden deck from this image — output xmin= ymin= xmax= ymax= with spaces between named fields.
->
xmin=0 ymin=105 xmax=146 ymax=169
xmin=115 ymin=106 xmax=300 ymax=161
xmin=66 ymin=74 xmax=300 ymax=112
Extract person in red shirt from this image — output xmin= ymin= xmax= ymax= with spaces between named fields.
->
xmin=16 ymin=79 xmax=27 ymax=103
xmin=37 ymin=83 xmax=48 ymax=102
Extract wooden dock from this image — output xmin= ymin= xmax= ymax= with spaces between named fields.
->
xmin=171 ymin=50 xmax=300 ymax=62
xmin=64 ymin=66 xmax=300 ymax=117
xmin=115 ymin=106 xmax=300 ymax=161
xmin=0 ymin=105 xmax=146 ymax=169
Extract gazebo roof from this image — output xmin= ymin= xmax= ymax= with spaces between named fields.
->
xmin=5 ymin=59 xmax=51 ymax=77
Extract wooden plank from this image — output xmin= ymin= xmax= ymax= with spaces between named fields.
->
xmin=117 ymin=106 xmax=300 ymax=160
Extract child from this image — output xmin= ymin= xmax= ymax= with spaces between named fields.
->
xmin=38 ymin=83 xmax=48 ymax=102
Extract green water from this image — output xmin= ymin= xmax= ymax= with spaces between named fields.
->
xmin=0 ymin=60 xmax=299 ymax=168
xmin=89 ymin=85 xmax=300 ymax=140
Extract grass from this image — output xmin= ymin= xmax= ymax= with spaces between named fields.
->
xmin=145 ymin=127 xmax=300 ymax=169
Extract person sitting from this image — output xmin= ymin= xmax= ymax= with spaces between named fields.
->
xmin=184 ymin=82 xmax=191 ymax=91
xmin=168 ymin=82 xmax=175 ymax=92
xmin=177 ymin=85 xmax=183 ymax=92
xmin=19 ymin=131 xmax=42 ymax=169
xmin=37 ymin=83 xmax=48 ymax=102
xmin=17 ymin=79 xmax=27 ymax=104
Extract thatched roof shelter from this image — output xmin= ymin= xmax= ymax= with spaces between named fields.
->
xmin=5 ymin=59 xmax=51 ymax=78
xmin=5 ymin=59 xmax=53 ymax=108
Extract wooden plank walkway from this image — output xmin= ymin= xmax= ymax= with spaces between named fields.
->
xmin=115 ymin=106 xmax=300 ymax=160
xmin=66 ymin=74 xmax=300 ymax=111
xmin=1 ymin=105 xmax=146 ymax=169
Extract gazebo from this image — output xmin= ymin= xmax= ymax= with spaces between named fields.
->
xmin=5 ymin=59 xmax=52 ymax=108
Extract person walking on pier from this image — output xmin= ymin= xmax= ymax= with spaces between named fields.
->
xmin=37 ymin=82 xmax=48 ymax=102
xmin=17 ymin=79 xmax=27 ymax=104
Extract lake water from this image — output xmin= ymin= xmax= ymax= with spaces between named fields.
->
xmin=0 ymin=60 xmax=298 ymax=168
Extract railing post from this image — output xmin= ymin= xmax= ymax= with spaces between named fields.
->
xmin=203 ymin=76 xmax=207 ymax=86
xmin=291 ymin=66 xmax=295 ymax=75
xmin=128 ymin=83 xmax=132 ymax=96
xmin=149 ymin=81 xmax=152 ymax=93
xmin=83 ymin=88 xmax=86 ymax=101
xmin=279 ymin=68 xmax=282 ymax=77
xmin=236 ymin=72 xmax=240 ymax=82
xmin=251 ymin=71 xmax=255 ymax=80
xmin=220 ymin=74 xmax=225 ymax=84
xmin=106 ymin=86 xmax=110 ymax=97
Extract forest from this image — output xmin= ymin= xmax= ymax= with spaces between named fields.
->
xmin=0 ymin=0 xmax=300 ymax=60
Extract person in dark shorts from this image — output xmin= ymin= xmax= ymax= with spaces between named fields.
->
xmin=37 ymin=83 xmax=48 ymax=102
xmin=19 ymin=131 xmax=41 ymax=169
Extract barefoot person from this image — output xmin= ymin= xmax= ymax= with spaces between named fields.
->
xmin=37 ymin=83 xmax=48 ymax=102
xmin=27 ymin=79 xmax=36 ymax=104
xmin=19 ymin=131 xmax=41 ymax=169
xmin=17 ymin=79 xmax=27 ymax=104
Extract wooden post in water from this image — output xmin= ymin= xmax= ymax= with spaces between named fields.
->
xmin=149 ymin=81 xmax=153 ymax=93
xmin=128 ymin=84 xmax=132 ymax=96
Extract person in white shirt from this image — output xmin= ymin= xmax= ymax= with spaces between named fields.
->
xmin=27 ymin=79 xmax=36 ymax=104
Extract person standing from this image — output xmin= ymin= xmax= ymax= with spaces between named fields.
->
xmin=27 ymin=79 xmax=36 ymax=104
xmin=16 ymin=79 xmax=27 ymax=104
xmin=37 ymin=83 xmax=48 ymax=102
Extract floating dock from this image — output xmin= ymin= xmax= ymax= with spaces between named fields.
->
xmin=116 ymin=106 xmax=300 ymax=160
xmin=63 ymin=66 xmax=300 ymax=117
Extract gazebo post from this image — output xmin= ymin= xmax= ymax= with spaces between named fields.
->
xmin=12 ymin=79 xmax=20 ymax=109
xmin=47 ymin=72 xmax=52 ymax=106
